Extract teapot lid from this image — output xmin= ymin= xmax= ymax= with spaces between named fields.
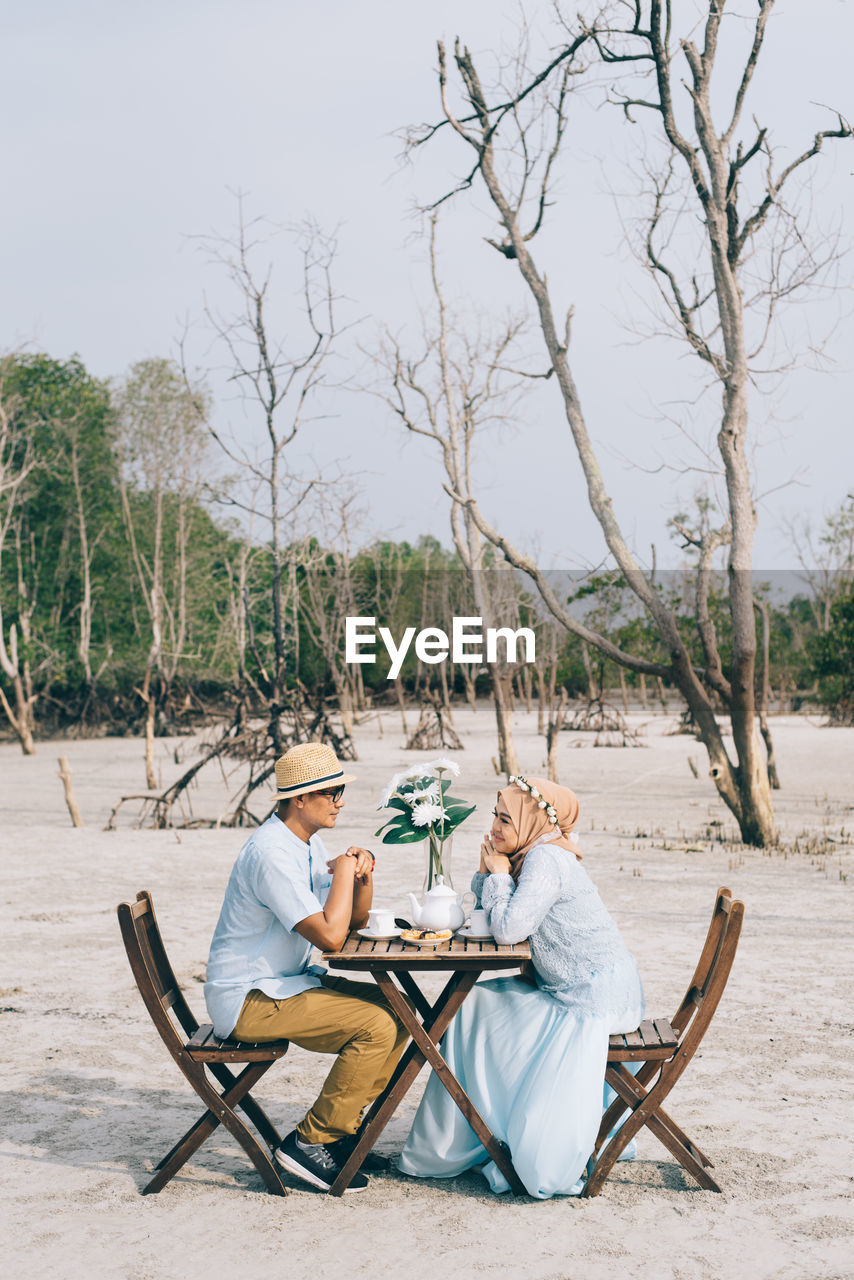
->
xmin=425 ymin=876 xmax=457 ymax=897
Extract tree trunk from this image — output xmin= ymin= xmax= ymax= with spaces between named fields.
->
xmin=521 ymin=665 xmax=533 ymax=714
xmin=491 ymin=670 xmax=518 ymax=775
xmin=618 ymin=667 xmax=629 ymax=715
xmin=0 ymin=671 xmax=36 ymax=754
xmin=461 ymin=665 xmax=478 ymax=711
xmin=395 ymin=676 xmax=408 ymax=733
xmin=754 ymin=599 xmax=780 ymax=789
xmin=546 ymin=688 xmax=568 ymax=781
xmin=144 ymin=696 xmax=156 ymax=790
xmin=534 ymin=664 xmax=546 ymax=735
xmin=581 ymin=642 xmax=597 ymax=702
xmin=140 ymin=666 xmax=157 ymax=789
xmin=337 ymin=680 xmax=356 ymax=741
xmin=438 ymin=658 xmax=454 ymax=720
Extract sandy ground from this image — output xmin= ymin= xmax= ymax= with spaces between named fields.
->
xmin=1 ymin=706 xmax=852 ymax=1280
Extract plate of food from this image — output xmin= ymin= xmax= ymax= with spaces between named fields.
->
xmin=399 ymin=928 xmax=454 ymax=947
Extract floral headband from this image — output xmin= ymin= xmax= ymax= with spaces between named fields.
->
xmin=507 ymin=775 xmax=558 ymax=826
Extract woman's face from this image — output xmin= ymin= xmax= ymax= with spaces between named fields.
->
xmin=490 ymin=798 xmax=519 ymax=853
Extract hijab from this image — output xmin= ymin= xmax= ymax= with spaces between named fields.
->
xmin=498 ymin=776 xmax=582 ymax=880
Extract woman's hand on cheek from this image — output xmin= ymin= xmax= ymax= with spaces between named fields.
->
xmin=484 ymin=848 xmax=512 ymax=875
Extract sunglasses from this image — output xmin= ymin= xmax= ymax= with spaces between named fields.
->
xmin=312 ymin=785 xmax=345 ymax=802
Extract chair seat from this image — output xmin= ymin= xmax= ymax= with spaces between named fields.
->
xmin=186 ymin=1023 xmax=290 ymax=1063
xmin=608 ymin=1016 xmax=678 ymax=1061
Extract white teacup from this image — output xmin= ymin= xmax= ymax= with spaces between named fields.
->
xmin=465 ymin=908 xmax=492 ymax=936
xmin=366 ymin=907 xmax=397 ymax=936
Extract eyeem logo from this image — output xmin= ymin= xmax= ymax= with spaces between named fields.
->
xmin=345 ymin=616 xmax=535 ymax=680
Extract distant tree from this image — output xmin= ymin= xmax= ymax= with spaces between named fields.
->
xmin=0 ymin=353 xmax=119 ymax=747
xmin=375 ymin=214 xmax=531 ymax=772
xmin=187 ymin=200 xmax=344 ymax=756
xmin=809 ymin=587 xmax=854 ymax=724
xmin=115 ymin=357 xmax=212 ymax=787
xmin=0 ymin=359 xmax=37 ymax=752
xmin=788 ymin=495 xmax=854 ymax=633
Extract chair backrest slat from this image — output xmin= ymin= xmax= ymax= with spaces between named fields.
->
xmin=671 ymin=887 xmax=735 ymax=1035
xmin=118 ymin=891 xmax=200 ymax=1049
xmin=667 ymin=889 xmax=744 ymax=1073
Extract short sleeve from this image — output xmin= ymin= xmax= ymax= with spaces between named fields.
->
xmin=309 ymin=836 xmax=333 ymax=904
xmin=252 ymin=853 xmax=325 ymax=932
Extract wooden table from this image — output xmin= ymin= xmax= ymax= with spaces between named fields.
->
xmin=321 ymin=931 xmax=532 ymax=1196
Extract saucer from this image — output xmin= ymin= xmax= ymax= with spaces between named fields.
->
xmin=455 ymin=927 xmax=494 ymax=941
xmin=357 ymin=927 xmax=402 ymax=941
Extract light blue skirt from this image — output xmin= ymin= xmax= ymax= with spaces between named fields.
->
xmin=398 ymin=976 xmax=630 ymax=1199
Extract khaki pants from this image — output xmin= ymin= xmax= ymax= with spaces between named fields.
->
xmin=233 ymin=976 xmax=409 ymax=1145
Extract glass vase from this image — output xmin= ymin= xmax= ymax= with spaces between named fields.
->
xmin=423 ymin=830 xmax=454 ymax=893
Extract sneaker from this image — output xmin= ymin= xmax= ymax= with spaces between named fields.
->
xmin=330 ymin=1133 xmax=389 ymax=1173
xmin=274 ymin=1130 xmax=369 ymax=1193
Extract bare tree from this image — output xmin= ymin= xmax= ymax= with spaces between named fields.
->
xmin=375 ymin=215 xmax=533 ymax=773
xmin=297 ymin=496 xmax=367 ymax=745
xmin=407 ymin=2 xmax=852 ymax=844
xmin=116 ymin=358 xmax=211 ymax=788
xmin=187 ymin=200 xmax=344 ymax=756
xmin=787 ymin=495 xmax=854 ymax=633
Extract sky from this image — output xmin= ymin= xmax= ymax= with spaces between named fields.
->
xmin=2 ymin=0 xmax=853 ymax=572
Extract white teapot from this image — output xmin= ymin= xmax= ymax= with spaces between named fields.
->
xmin=407 ymin=878 xmax=475 ymax=932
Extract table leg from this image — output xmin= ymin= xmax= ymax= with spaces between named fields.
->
xmin=394 ymin=969 xmax=433 ymax=1021
xmin=328 ymin=967 xmax=526 ymax=1198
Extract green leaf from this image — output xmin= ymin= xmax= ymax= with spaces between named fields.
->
xmin=378 ymin=796 xmax=409 ymax=813
xmin=385 ymin=828 xmax=428 ymax=845
xmin=377 ymin=825 xmax=428 ymax=845
xmin=374 ymin=815 xmax=414 ymax=839
xmin=443 ymin=803 xmax=476 ymax=826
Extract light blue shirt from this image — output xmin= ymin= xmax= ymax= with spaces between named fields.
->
xmin=204 ymin=813 xmax=333 ymax=1037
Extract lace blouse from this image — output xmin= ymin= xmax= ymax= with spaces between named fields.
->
xmin=474 ymin=842 xmax=643 ymax=1028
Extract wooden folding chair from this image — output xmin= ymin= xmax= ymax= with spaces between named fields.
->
xmin=582 ymin=886 xmax=745 ymax=1197
xmin=117 ymin=889 xmax=290 ymax=1196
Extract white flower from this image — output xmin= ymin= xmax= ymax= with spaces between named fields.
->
xmin=425 ymin=756 xmax=460 ymax=776
xmin=411 ymin=801 xmax=444 ymax=827
xmin=538 ymin=800 xmax=546 ymax=809
xmin=409 ymin=782 xmax=441 ymax=804
xmin=401 ymin=764 xmax=432 ymax=781
xmin=508 ymin=775 xmax=517 ymax=784
xmin=378 ymin=771 xmax=406 ymax=808
xmin=518 ymin=782 xmax=529 ymax=792
xmin=379 ymin=765 xmax=442 ymax=808
xmin=546 ymin=806 xmax=557 ymax=817
xmin=530 ymin=787 xmax=540 ymax=799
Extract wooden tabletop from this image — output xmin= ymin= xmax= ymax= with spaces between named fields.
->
xmin=323 ymin=932 xmax=531 ymax=971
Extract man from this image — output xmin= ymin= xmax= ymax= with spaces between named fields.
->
xmin=204 ymin=742 xmax=408 ymax=1193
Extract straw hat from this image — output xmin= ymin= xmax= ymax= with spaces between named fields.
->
xmin=273 ymin=742 xmax=357 ymax=802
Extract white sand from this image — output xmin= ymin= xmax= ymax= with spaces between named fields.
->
xmin=1 ymin=708 xmax=852 ymax=1279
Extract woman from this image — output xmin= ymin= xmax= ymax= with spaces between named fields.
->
xmin=398 ymin=774 xmax=644 ymax=1199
